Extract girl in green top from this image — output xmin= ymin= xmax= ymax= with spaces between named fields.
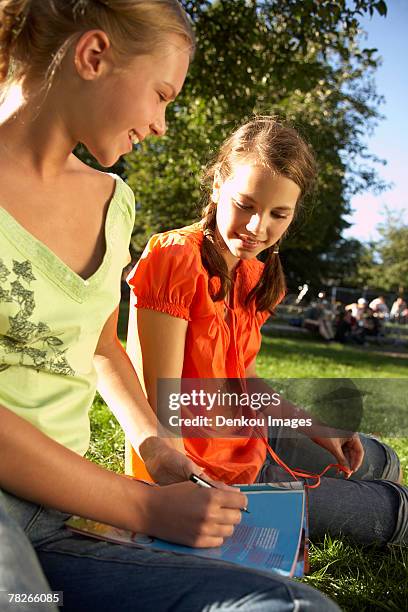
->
xmin=0 ymin=1 xmax=339 ymax=611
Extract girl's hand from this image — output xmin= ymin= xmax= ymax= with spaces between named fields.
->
xmin=145 ymin=481 xmax=246 ymax=547
xmin=139 ymin=436 xmax=203 ymax=485
xmin=311 ymin=434 xmax=364 ymax=474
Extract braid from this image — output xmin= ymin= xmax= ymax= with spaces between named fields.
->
xmin=246 ymin=245 xmax=287 ymax=312
xmin=0 ymin=0 xmax=30 ymax=81
xmin=200 ymin=200 xmax=232 ymax=302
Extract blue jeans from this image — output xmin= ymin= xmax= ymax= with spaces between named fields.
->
xmin=258 ymin=432 xmax=408 ymax=546
xmin=0 ymin=489 xmax=339 ymax=612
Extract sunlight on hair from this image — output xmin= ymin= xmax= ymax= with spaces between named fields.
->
xmin=0 ymin=82 xmax=24 ymax=121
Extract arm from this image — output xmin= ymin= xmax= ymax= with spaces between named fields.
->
xmin=129 ymin=306 xmax=187 ymax=418
xmin=94 ymin=306 xmax=201 ymax=483
xmin=245 ymin=357 xmax=364 ymax=473
xmin=127 ymin=307 xmax=205 ymax=482
xmin=0 ymin=405 xmax=246 ymax=547
xmin=94 ymin=306 xmax=165 ymax=453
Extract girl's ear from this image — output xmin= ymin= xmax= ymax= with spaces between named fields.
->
xmin=74 ymin=30 xmax=112 ymax=80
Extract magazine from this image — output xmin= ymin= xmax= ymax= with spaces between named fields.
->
xmin=65 ymin=481 xmax=308 ymax=578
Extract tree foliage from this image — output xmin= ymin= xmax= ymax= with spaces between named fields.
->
xmin=317 ymin=237 xmax=366 ymax=287
xmin=354 ymin=210 xmax=408 ymax=292
xmin=76 ymin=0 xmax=388 ymax=287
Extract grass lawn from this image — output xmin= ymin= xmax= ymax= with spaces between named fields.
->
xmin=87 ymin=302 xmax=408 ymax=611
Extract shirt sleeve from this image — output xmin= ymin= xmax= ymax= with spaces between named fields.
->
xmin=111 ymin=174 xmax=136 ymax=269
xmin=127 ymin=232 xmax=202 ymax=320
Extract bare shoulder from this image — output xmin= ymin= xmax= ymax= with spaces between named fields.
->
xmin=68 ymin=154 xmax=116 ymax=203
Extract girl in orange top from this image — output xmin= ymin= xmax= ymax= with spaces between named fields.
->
xmin=127 ymin=117 xmax=407 ymax=545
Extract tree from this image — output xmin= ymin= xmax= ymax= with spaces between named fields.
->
xmin=317 ymin=237 xmax=366 ymax=287
xmin=355 ymin=210 xmax=408 ymax=292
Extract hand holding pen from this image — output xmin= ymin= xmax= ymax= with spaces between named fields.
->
xmin=144 ymin=478 xmax=248 ymax=548
xmin=190 ymin=473 xmax=250 ymax=513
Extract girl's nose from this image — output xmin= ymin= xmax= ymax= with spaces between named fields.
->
xmin=246 ymin=214 xmax=267 ymax=237
xmin=150 ymin=114 xmax=166 ymax=137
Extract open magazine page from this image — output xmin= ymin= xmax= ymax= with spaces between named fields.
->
xmin=65 ymin=482 xmax=307 ymax=578
xmin=239 ymin=482 xmax=307 ymax=577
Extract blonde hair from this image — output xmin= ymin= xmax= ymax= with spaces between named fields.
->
xmin=0 ymin=0 xmax=195 ymax=88
xmin=200 ymin=116 xmax=317 ymax=311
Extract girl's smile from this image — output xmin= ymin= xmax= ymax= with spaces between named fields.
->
xmin=234 ymin=233 xmax=266 ymax=250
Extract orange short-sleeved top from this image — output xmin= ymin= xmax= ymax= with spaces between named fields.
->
xmin=127 ymin=223 xmax=272 ymax=484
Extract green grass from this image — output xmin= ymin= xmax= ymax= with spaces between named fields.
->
xmin=257 ymin=334 xmax=408 ymax=438
xmin=86 ymin=395 xmax=125 ymax=473
xmin=87 ymin=304 xmax=408 ymax=611
xmin=303 ymin=537 xmax=408 ymax=611
xmin=257 ymin=334 xmax=408 ymax=378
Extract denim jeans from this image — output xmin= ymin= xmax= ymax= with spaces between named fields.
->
xmin=0 ymin=489 xmax=340 ymax=612
xmin=258 ymin=431 xmax=408 ymax=546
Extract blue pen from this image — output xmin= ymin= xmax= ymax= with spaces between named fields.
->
xmin=189 ymin=473 xmax=250 ymax=513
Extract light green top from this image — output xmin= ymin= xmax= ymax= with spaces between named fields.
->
xmin=0 ymin=175 xmax=135 ymax=455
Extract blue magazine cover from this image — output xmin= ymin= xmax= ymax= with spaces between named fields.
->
xmin=65 ymin=481 xmax=307 ymax=578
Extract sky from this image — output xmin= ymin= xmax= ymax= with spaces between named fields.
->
xmin=343 ymin=0 xmax=408 ymax=242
